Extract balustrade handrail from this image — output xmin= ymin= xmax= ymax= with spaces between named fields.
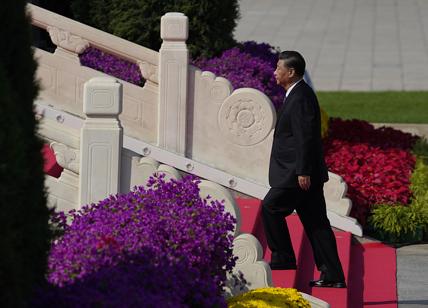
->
xmin=27 ymin=4 xmax=158 ymax=68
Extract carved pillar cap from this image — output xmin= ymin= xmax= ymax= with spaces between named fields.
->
xmin=161 ymin=12 xmax=188 ymax=41
xmin=83 ymin=77 xmax=122 ymax=116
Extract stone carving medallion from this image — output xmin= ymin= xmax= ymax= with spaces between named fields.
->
xmin=218 ymin=88 xmax=275 ymax=146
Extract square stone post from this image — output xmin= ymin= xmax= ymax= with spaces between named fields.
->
xmin=158 ymin=12 xmax=189 ymax=155
xmin=79 ymin=77 xmax=122 ymax=205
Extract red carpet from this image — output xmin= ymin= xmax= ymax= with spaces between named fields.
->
xmin=361 ymin=243 xmax=397 ymax=308
xmin=236 ymin=197 xmax=398 ymax=308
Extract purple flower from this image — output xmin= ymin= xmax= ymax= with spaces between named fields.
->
xmin=41 ymin=175 xmax=236 ymax=306
xmin=79 ymin=47 xmax=144 ymax=86
xmin=193 ymin=42 xmax=285 ymax=110
xmin=34 ymin=251 xmax=225 ymax=307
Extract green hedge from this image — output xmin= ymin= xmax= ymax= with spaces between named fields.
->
xmin=0 ymin=0 xmax=51 ymax=306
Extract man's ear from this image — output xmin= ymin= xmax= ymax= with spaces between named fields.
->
xmin=288 ymin=67 xmax=296 ymax=78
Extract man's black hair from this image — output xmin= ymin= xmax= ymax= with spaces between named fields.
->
xmin=278 ymin=51 xmax=306 ymax=77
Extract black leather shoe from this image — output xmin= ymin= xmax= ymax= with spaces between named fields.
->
xmin=269 ymin=261 xmax=297 ymax=270
xmin=309 ymin=279 xmax=347 ymax=288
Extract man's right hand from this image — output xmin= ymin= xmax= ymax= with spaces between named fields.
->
xmin=298 ymin=175 xmax=311 ymax=191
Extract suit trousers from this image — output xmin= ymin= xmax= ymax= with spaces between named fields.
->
xmin=261 ymin=184 xmax=345 ymax=282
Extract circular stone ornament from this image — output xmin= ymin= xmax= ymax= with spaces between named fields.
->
xmin=218 ymin=88 xmax=275 ymax=146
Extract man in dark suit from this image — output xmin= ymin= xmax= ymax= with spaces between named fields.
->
xmin=262 ymin=51 xmax=346 ymax=288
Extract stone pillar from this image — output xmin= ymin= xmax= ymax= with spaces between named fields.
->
xmin=79 ymin=77 xmax=122 ymax=205
xmin=158 ymin=12 xmax=189 ymax=155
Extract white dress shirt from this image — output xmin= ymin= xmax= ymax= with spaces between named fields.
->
xmin=285 ymin=79 xmax=303 ymax=98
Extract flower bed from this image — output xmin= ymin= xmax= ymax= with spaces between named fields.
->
xmin=194 ymin=42 xmax=284 ymax=110
xmin=37 ymin=175 xmax=236 ymax=306
xmin=80 ymin=47 xmax=144 ymax=86
xmin=367 ymin=139 xmax=428 ymax=243
xmin=227 ymin=287 xmax=310 ymax=308
xmin=324 ymin=118 xmax=419 ymax=226
xmin=34 ymin=253 xmax=216 ymax=307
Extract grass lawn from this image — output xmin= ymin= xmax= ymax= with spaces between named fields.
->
xmin=316 ymin=91 xmax=428 ymax=124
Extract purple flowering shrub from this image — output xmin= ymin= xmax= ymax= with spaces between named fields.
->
xmin=42 ymin=175 xmax=236 ymax=306
xmin=79 ymin=47 xmax=144 ymax=86
xmin=34 ymin=252 xmax=223 ymax=307
xmin=79 ymin=42 xmax=286 ymax=108
xmin=78 ymin=42 xmax=314 ymax=111
xmin=193 ymin=41 xmax=285 ymax=109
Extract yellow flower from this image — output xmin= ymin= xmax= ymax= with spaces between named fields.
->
xmin=227 ymin=287 xmax=311 ymax=308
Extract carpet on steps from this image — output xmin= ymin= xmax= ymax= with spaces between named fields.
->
xmin=361 ymin=242 xmax=397 ymax=308
xmin=236 ymin=198 xmax=398 ymax=308
xmin=236 ymin=198 xmax=351 ymax=307
xmin=348 ymin=241 xmax=397 ymax=308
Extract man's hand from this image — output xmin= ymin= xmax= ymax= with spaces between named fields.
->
xmin=298 ymin=175 xmax=311 ymax=191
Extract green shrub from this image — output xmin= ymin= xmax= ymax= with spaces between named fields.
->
xmin=369 ymin=155 xmax=428 ymax=243
xmin=368 ymin=203 xmax=426 ymax=243
xmin=410 ymin=158 xmax=428 ymax=200
xmin=412 ymin=137 xmax=428 ymax=163
xmin=69 ymin=0 xmax=239 ymax=59
xmin=410 ymin=156 xmax=428 ymax=239
xmin=31 ymin=0 xmax=74 ymax=18
xmin=0 ymin=0 xmax=51 ymax=306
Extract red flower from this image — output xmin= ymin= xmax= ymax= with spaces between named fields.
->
xmin=324 ymin=118 xmax=418 ymax=225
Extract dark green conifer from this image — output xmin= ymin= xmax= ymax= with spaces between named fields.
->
xmin=0 ymin=1 xmax=51 ymax=306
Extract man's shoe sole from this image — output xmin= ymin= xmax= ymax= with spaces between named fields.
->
xmin=309 ymin=281 xmax=347 ymax=288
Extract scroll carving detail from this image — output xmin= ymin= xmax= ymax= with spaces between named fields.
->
xmin=224 ymin=233 xmax=272 ymax=297
xmin=50 ymin=142 xmax=79 ymax=173
xmin=47 ymin=26 xmax=89 ymax=54
xmin=138 ymin=61 xmax=158 ymax=84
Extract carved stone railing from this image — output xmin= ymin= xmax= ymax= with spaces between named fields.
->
xmin=38 ymin=97 xmax=362 ymax=240
xmin=32 ymin=4 xmax=362 ymax=237
xmin=28 ymin=4 xmax=159 ymax=144
xmin=28 ymin=4 xmax=158 ymax=77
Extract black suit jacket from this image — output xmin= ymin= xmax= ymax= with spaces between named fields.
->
xmin=269 ymin=80 xmax=329 ymax=188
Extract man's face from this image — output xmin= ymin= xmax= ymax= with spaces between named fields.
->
xmin=274 ymin=59 xmax=294 ymax=87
